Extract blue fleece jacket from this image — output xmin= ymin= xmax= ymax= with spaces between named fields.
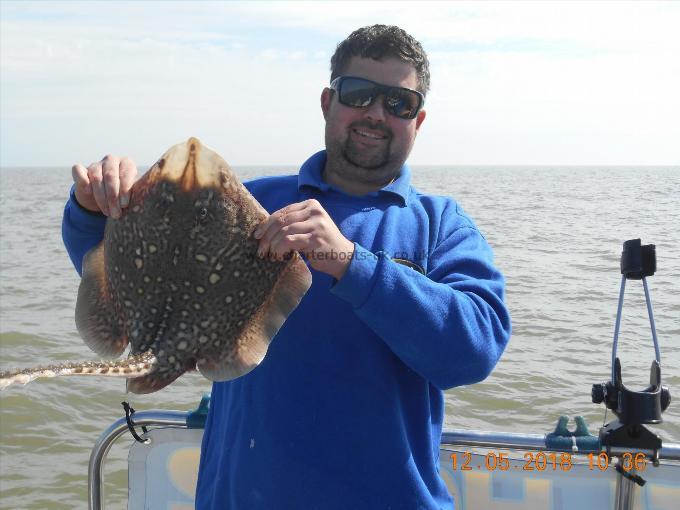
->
xmin=62 ymin=150 xmax=510 ymax=510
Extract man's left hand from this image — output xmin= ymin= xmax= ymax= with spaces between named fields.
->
xmin=253 ymin=199 xmax=354 ymax=280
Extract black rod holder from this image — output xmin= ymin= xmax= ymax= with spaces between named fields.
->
xmin=591 ymin=239 xmax=670 ymax=466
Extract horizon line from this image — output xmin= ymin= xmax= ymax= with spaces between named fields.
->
xmin=1 ymin=164 xmax=678 ymax=170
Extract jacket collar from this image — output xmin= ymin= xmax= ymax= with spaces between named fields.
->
xmin=298 ymin=150 xmax=410 ymax=206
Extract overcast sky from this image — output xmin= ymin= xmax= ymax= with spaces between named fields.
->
xmin=1 ymin=0 xmax=679 ymax=167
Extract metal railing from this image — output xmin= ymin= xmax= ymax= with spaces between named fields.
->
xmin=440 ymin=429 xmax=680 ymax=459
xmin=89 ymin=410 xmax=680 ymax=510
xmin=89 ymin=410 xmax=187 ymax=510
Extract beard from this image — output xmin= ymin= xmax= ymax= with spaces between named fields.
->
xmin=325 ymin=120 xmax=404 ymax=188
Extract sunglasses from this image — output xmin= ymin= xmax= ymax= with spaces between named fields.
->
xmin=329 ymin=76 xmax=424 ymax=120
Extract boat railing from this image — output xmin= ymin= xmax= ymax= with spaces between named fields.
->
xmin=89 ymin=410 xmax=188 ymax=510
xmin=88 ymin=402 xmax=680 ymax=510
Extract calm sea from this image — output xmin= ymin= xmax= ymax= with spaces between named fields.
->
xmin=1 ymin=165 xmax=679 ymax=509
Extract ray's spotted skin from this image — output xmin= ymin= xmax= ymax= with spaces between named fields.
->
xmin=0 ymin=138 xmax=312 ymax=394
xmin=0 ymin=352 xmax=155 ymax=390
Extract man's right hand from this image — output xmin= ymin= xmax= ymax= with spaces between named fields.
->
xmin=71 ymin=155 xmax=138 ymax=218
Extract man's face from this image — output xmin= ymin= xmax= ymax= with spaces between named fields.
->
xmin=321 ymin=57 xmax=426 ymax=190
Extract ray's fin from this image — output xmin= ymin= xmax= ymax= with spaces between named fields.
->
xmin=126 ymin=369 xmax=185 ymax=395
xmin=197 ymin=251 xmax=312 ymax=381
xmin=76 ymin=242 xmax=129 ymax=357
xmin=0 ymin=352 xmax=156 ymax=390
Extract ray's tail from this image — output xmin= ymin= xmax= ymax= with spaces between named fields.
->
xmin=0 ymin=352 xmax=157 ymax=390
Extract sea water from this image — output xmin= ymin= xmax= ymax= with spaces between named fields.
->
xmin=1 ymin=165 xmax=678 ymax=509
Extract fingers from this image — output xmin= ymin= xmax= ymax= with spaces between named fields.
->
xmin=253 ymin=201 xmax=312 ymax=240
xmin=73 ymin=155 xmax=137 ymax=217
xmin=252 ymin=198 xmax=354 ymax=279
xmin=87 ymin=160 xmax=108 ymax=216
xmin=101 ymin=155 xmax=121 ymax=218
xmin=265 ymin=223 xmax=315 ymax=260
xmin=255 ymin=200 xmax=333 ymax=260
xmin=256 ymin=208 xmax=312 ymax=249
xmin=119 ymin=157 xmax=138 ymax=207
xmin=71 ymin=164 xmax=91 ymax=196
xmin=269 ymin=233 xmax=314 ymax=261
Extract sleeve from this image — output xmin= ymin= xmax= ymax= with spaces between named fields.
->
xmin=62 ymin=186 xmax=107 ymax=276
xmin=330 ymin=224 xmax=511 ymax=391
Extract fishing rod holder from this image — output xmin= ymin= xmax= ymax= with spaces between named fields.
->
xmin=592 ymin=239 xmax=671 ymax=468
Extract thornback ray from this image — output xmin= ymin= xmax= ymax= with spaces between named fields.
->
xmin=0 ymin=137 xmax=312 ymax=394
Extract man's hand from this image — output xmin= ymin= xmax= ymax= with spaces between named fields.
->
xmin=71 ymin=155 xmax=138 ymax=218
xmin=253 ymin=199 xmax=355 ymax=280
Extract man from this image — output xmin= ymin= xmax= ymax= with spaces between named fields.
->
xmin=63 ymin=25 xmax=510 ymax=509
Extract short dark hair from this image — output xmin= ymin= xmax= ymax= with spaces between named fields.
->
xmin=330 ymin=25 xmax=431 ymax=97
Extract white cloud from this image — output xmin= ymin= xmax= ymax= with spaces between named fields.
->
xmin=1 ymin=1 xmax=679 ymax=165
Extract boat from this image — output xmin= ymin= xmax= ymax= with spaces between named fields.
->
xmin=89 ymin=393 xmax=680 ymax=510
xmin=88 ymin=239 xmax=679 ymax=509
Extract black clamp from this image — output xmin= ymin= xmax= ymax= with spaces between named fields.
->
xmin=122 ymin=401 xmax=149 ymax=443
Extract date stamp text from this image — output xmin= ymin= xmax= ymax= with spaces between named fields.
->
xmin=450 ymin=451 xmax=649 ymax=472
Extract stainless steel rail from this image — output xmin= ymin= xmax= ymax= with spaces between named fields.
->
xmin=441 ymin=430 xmax=546 ymax=450
xmin=89 ymin=411 xmax=680 ymax=509
xmin=88 ymin=410 xmax=188 ymax=510
xmin=440 ymin=429 xmax=680 ymax=460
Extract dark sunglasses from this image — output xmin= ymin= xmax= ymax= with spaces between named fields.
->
xmin=329 ymin=76 xmax=424 ymax=120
